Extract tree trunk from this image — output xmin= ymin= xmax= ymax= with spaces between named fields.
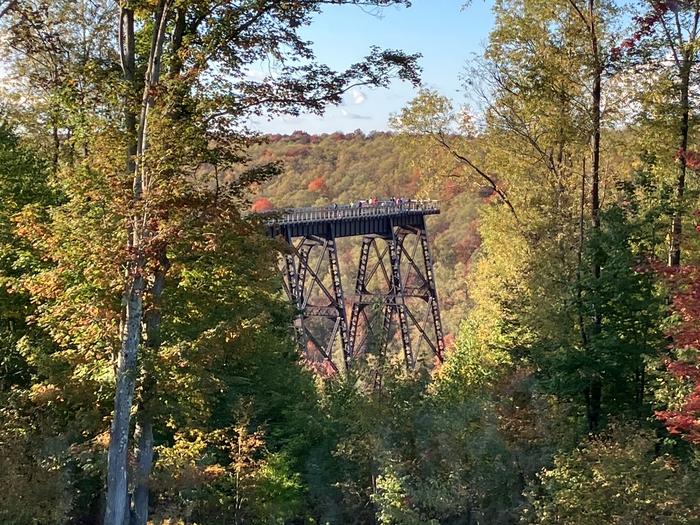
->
xmin=128 ymin=250 xmax=169 ymax=523
xmin=135 ymin=0 xmax=171 ymax=199
xmin=669 ymin=58 xmax=690 ymax=267
xmin=585 ymin=380 xmax=602 ymax=433
xmin=578 ymin=161 xmax=588 ymax=347
xmin=105 ymin=274 xmax=145 ymax=525
xmin=119 ymin=6 xmax=136 ymax=174
xmin=591 ymin=67 xmax=601 ymax=234
xmin=129 ymin=415 xmax=154 ymax=525
xmin=105 ymin=3 xmax=171 ymax=524
xmin=587 ymin=0 xmax=603 ymax=434
xmin=636 ymin=365 xmax=645 ymax=422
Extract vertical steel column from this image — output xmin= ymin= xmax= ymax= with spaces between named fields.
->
xmin=388 ymin=225 xmax=414 ymax=369
xmin=281 ymin=230 xmax=301 ymax=308
xmin=281 ymin=231 xmax=308 ymax=357
xmin=348 ymin=236 xmax=372 ymax=360
xmin=296 ymin=239 xmax=316 ymax=361
xmin=296 ymin=240 xmax=313 ymax=308
xmin=327 ymin=225 xmax=351 ymax=370
xmin=380 ymin=237 xmax=396 ymax=354
xmin=282 ymin=253 xmax=299 ymax=307
xmin=419 ymin=216 xmax=445 ymax=361
xmin=284 ymin=235 xmax=339 ymax=370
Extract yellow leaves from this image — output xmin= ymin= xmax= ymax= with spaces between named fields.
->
xmin=29 ymin=383 xmax=63 ymax=405
xmin=528 ymin=427 xmax=700 ymax=524
xmin=93 ymin=430 xmax=110 ymax=450
xmin=153 ymin=430 xmax=213 ymax=490
xmin=203 ymin=464 xmax=227 ymax=479
xmin=152 ymin=417 xmax=268 ymax=496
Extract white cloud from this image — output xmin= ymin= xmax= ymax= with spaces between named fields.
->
xmin=341 ymin=109 xmax=371 ymax=120
xmin=349 ymin=88 xmax=366 ymax=105
xmin=245 ymin=69 xmax=266 ymax=81
xmin=244 ymin=69 xmax=280 ymax=81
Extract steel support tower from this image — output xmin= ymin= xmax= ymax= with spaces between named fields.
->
xmin=266 ymin=201 xmax=445 ymax=372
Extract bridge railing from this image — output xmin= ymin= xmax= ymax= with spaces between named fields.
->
xmin=260 ymin=199 xmax=440 ymax=225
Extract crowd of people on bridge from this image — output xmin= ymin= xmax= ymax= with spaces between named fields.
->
xmin=335 ymin=197 xmax=427 ymax=210
xmin=258 ymin=198 xmax=439 ymax=224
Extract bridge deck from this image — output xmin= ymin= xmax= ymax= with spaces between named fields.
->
xmin=265 ymin=200 xmax=440 ymax=239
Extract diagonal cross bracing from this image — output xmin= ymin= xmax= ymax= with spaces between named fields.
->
xmin=267 ymin=200 xmax=444 ymax=371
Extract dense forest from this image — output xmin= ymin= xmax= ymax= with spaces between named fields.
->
xmin=2 ymin=0 xmax=700 ymax=524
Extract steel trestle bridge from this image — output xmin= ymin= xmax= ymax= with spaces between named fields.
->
xmin=264 ymin=200 xmax=445 ymax=372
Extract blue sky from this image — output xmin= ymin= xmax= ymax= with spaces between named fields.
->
xmin=250 ymin=0 xmax=495 ymax=135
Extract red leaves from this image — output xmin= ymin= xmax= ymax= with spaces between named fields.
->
xmin=668 ymin=360 xmax=700 ymax=381
xmin=657 ymin=265 xmax=700 ymax=349
xmin=307 ymin=177 xmax=331 ymax=199
xmin=657 ymin=394 xmax=700 ymax=444
xmin=656 ymin=262 xmax=700 ymax=444
xmin=443 ymin=333 xmax=456 ymax=352
xmin=610 ymin=6 xmax=666 ymax=59
xmin=307 ymin=177 xmax=327 ymax=192
xmin=309 ymin=359 xmax=337 ymax=378
xmin=250 ymin=197 xmax=274 ymax=212
xmin=439 ymin=181 xmax=465 ymax=201
xmin=674 ymin=149 xmax=700 ymax=169
xmin=284 ymin=146 xmax=309 ymax=158
xmin=660 ymin=358 xmax=700 ymax=444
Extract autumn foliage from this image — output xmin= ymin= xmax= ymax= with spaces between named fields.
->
xmin=307 ymin=177 xmax=329 ymax=196
xmin=251 ymin=197 xmax=275 ymax=211
xmin=655 ymin=264 xmax=700 ymax=444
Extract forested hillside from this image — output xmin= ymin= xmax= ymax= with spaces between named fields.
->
xmin=3 ymin=0 xmax=700 ymax=524
xmin=243 ymin=130 xmax=483 ymax=337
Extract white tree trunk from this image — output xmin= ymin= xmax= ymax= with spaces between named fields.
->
xmin=104 ymin=2 xmax=171 ymax=524
xmin=104 ymin=275 xmax=145 ymax=525
xmin=130 ymin=416 xmax=154 ymax=525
